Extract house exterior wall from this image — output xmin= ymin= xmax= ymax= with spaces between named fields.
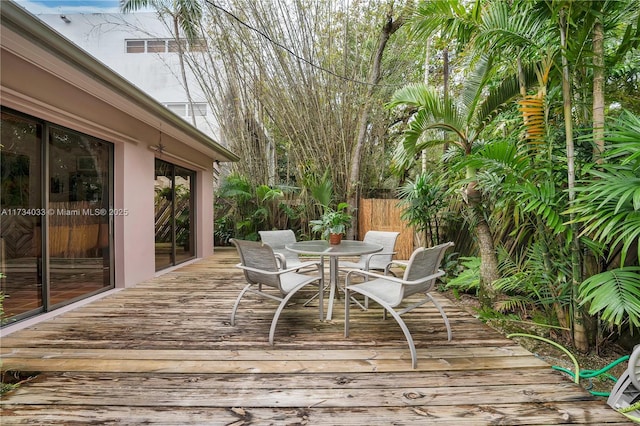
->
xmin=0 ymin=2 xmax=235 ymax=334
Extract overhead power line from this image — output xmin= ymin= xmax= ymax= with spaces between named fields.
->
xmin=206 ymin=0 xmax=397 ymax=87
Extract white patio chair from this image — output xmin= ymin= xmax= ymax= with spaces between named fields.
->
xmin=344 ymin=242 xmax=454 ymax=369
xmin=339 ymin=230 xmax=400 ymax=273
xmin=607 ymin=345 xmax=640 ymax=419
xmin=259 ymin=230 xmax=308 ymax=270
xmin=230 ymin=238 xmax=324 ymax=345
xmin=339 ymin=230 xmax=400 ymax=309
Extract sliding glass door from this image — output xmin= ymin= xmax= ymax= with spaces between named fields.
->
xmin=154 ymin=159 xmax=195 ymax=271
xmin=1 ymin=108 xmax=113 ymax=325
xmin=48 ymin=125 xmax=112 ymax=307
xmin=0 ymin=111 xmax=43 ymax=320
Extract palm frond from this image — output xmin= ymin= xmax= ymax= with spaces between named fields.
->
xmin=462 ymin=54 xmax=494 ymax=122
xmin=606 ymin=111 xmax=640 ymax=166
xmin=389 ymin=84 xmax=467 ymax=155
xmin=410 ymin=0 xmax=480 ymax=48
xmin=474 ymin=70 xmax=533 ymax=134
xmin=515 ymin=181 xmax=567 ymax=234
xmin=570 ymin=168 xmax=640 ymax=264
xmin=495 ymin=295 xmax=531 ymax=314
xmin=579 ymin=267 xmax=640 ymax=328
xmin=175 ymin=0 xmax=203 ymax=41
xmin=477 ymin=0 xmax=554 ymax=54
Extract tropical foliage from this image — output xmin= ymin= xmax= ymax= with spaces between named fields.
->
xmin=136 ymin=0 xmax=640 ymax=352
xmin=387 ymin=0 xmax=640 ymax=350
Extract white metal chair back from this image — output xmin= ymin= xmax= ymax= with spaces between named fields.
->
xmin=401 ymin=242 xmax=454 ymax=299
xmin=340 ymin=230 xmax=399 ymax=272
xmin=259 ymin=230 xmax=302 ymax=269
xmin=233 ymin=238 xmax=282 ymax=290
xmin=363 ymin=231 xmax=400 ymax=270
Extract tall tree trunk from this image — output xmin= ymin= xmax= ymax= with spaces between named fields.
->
xmin=421 ymin=38 xmax=430 ymax=174
xmin=173 ymin=16 xmax=197 ymax=127
xmin=346 ymin=7 xmax=405 ymax=238
xmin=465 ymin=164 xmax=500 ymax=307
xmin=592 ymin=19 xmax=605 ymax=163
xmin=475 ymin=212 xmax=500 ymax=306
xmin=442 ymin=47 xmax=449 ymax=153
xmin=517 ymin=57 xmax=527 ymax=97
xmin=560 ymin=8 xmax=588 ymax=352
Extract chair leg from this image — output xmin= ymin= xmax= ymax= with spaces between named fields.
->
xmin=269 ymin=291 xmax=297 ymax=345
xmin=382 ymin=305 xmax=418 ymax=369
xmin=269 ymin=280 xmax=322 ymax=345
xmin=426 ymin=293 xmax=452 ymax=341
xmin=347 ymin=289 xmax=418 ymax=369
xmin=344 ymin=287 xmax=350 ymax=337
xmin=303 ymin=282 xmax=328 ymax=307
xmin=231 ymin=284 xmax=252 ymax=326
xmin=317 ymin=277 xmax=324 ymax=321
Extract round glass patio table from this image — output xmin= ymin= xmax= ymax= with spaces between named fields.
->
xmin=286 ymin=240 xmax=382 ymax=320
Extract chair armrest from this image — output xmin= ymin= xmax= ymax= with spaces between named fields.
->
xmin=363 ymin=251 xmax=397 ymax=270
xmin=345 ymin=268 xmax=445 ymax=286
xmin=384 ymin=259 xmax=408 ymax=275
xmin=401 ymin=270 xmax=445 ymax=286
xmin=235 ymin=261 xmax=320 ymax=276
xmin=275 ymin=252 xmax=287 ymax=269
xmin=295 ymin=260 xmax=324 ymax=272
xmin=345 ymin=268 xmax=401 ymax=285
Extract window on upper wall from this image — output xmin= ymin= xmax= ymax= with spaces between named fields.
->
xmin=188 ymin=39 xmax=207 ymax=52
xmin=165 ymin=103 xmax=187 ymax=117
xmin=125 ymin=40 xmax=145 ymax=53
xmin=125 ymin=38 xmax=206 ymax=53
xmin=164 ymin=102 xmax=207 ymax=117
xmin=146 ymin=39 xmax=166 ymax=53
xmin=167 ymin=39 xmax=187 ymax=53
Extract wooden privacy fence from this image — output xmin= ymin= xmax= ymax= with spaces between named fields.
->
xmin=358 ymin=198 xmax=414 ymax=260
xmin=1 ymin=202 xmax=106 ymax=260
xmin=49 ymin=201 xmax=106 ymax=258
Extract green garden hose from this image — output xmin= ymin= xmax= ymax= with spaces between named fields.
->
xmin=507 ymin=333 xmax=581 ymax=384
xmin=507 ymin=333 xmax=639 ymax=422
xmin=507 ymin=333 xmax=630 ymax=393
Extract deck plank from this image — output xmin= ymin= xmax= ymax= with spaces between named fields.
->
xmin=0 ymin=248 xmax=630 ymax=424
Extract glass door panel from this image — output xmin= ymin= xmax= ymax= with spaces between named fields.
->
xmin=174 ymin=166 xmax=194 ymax=264
xmin=48 ymin=126 xmax=112 ymax=307
xmin=154 ymin=159 xmax=195 ymax=271
xmin=0 ymin=111 xmax=44 ymax=322
xmin=154 ymin=159 xmax=174 ymax=270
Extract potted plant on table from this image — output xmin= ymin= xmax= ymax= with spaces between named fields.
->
xmin=310 ymin=202 xmax=353 ymax=245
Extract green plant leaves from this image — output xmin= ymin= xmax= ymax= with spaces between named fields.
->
xmin=580 ymin=267 xmax=640 ymax=328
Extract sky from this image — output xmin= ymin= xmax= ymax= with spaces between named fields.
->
xmin=15 ymin=0 xmax=124 ymax=14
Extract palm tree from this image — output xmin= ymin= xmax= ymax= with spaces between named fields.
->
xmin=121 ymin=0 xmax=203 ymax=126
xmin=388 ymin=57 xmax=533 ymax=306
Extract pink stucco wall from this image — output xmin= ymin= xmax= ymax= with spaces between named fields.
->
xmin=0 ymin=3 xmax=233 ymax=335
xmin=197 ymin=166 xmax=215 ymax=258
xmin=116 ymin=142 xmax=156 ymax=287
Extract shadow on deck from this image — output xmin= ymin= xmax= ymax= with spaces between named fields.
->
xmin=0 ymin=248 xmax=630 ymax=424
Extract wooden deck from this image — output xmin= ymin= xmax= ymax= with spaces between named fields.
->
xmin=0 ymin=248 xmax=630 ymax=425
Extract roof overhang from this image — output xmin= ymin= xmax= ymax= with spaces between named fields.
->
xmin=1 ymin=1 xmax=239 ymax=163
